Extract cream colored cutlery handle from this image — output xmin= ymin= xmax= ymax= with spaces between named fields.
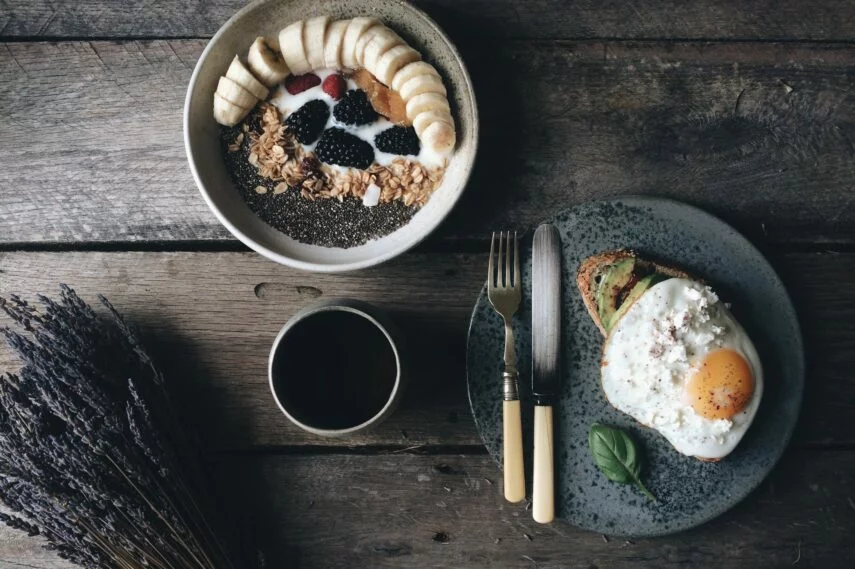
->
xmin=503 ymin=399 xmax=525 ymax=503
xmin=533 ymin=405 xmax=554 ymax=523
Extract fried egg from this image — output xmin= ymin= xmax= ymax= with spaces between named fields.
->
xmin=600 ymin=278 xmax=763 ymax=460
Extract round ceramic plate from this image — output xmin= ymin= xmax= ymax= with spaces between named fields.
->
xmin=466 ymin=197 xmax=804 ymax=537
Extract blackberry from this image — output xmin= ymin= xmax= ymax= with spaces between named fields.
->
xmin=315 ymin=128 xmax=375 ymax=169
xmin=285 ymin=99 xmax=330 ymax=144
xmin=375 ymin=126 xmax=420 ymax=156
xmin=333 ymin=89 xmax=378 ymax=126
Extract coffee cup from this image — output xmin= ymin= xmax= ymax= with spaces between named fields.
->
xmin=268 ymin=298 xmax=406 ymax=436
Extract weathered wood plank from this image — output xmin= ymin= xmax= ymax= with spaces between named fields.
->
xmin=0 ymin=250 xmax=853 ymax=449
xmin=4 ymin=450 xmax=853 ymax=568
xmin=0 ymin=525 xmax=75 ymax=569
xmin=454 ymin=41 xmax=855 ymax=246
xmin=0 ymin=40 xmax=215 ymax=242
xmin=775 ymin=251 xmax=855 ymax=447
xmin=3 ymin=0 xmax=855 ymax=42
xmin=0 ymin=250 xmax=481 ymax=449
xmin=2 ymin=41 xmax=855 ymax=245
xmin=131 ymin=450 xmax=855 ymax=568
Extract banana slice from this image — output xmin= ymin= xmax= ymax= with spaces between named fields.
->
xmin=412 ymin=110 xmax=453 ymax=137
xmin=247 ymin=37 xmax=290 ymax=86
xmin=214 ymin=92 xmax=251 ymax=127
xmin=225 ymin=56 xmax=269 ymax=100
xmin=353 ymin=24 xmax=387 ymax=68
xmin=391 ymin=61 xmax=441 ymax=92
xmin=323 ymin=19 xmax=349 ymax=69
xmin=303 ymin=16 xmax=330 ymax=69
xmin=216 ymin=76 xmax=258 ymax=109
xmin=405 ymin=92 xmax=451 ymax=121
xmin=341 ymin=17 xmax=378 ymax=69
xmin=278 ymin=21 xmax=312 ymax=75
xmin=361 ymin=27 xmax=404 ymax=71
xmin=373 ymin=44 xmax=421 ymax=86
xmin=422 ymin=120 xmax=456 ymax=153
xmin=399 ymin=74 xmax=446 ymax=101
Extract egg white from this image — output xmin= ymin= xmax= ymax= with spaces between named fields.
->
xmin=600 ymin=278 xmax=763 ymax=460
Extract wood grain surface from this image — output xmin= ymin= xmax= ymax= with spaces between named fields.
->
xmin=3 ymin=0 xmax=855 ymax=41
xmin=4 ymin=450 xmax=851 ymax=569
xmin=0 ymin=250 xmax=851 ymax=449
xmin=0 ymin=250 xmax=480 ymax=449
xmin=4 ymin=40 xmax=855 ymax=244
xmin=0 ymin=519 xmax=75 ymax=569
xmin=214 ymin=451 xmax=854 ymax=568
xmin=2 ymin=0 xmax=854 ymax=566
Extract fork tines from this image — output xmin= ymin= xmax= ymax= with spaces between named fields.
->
xmin=488 ymin=231 xmax=520 ymax=290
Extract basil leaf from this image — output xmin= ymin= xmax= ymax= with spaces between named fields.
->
xmin=588 ymin=423 xmax=656 ymax=501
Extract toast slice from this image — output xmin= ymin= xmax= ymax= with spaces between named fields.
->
xmin=577 ymin=249 xmax=693 ymax=336
xmin=577 ymin=250 xmax=719 ymax=462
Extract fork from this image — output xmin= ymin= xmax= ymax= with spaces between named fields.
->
xmin=487 ymin=231 xmax=525 ymax=503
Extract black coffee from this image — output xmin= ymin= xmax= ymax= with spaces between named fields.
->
xmin=272 ymin=310 xmax=398 ymax=430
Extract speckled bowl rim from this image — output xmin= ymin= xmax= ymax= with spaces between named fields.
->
xmin=184 ymin=0 xmax=478 ymax=273
xmin=465 ymin=196 xmax=805 ymax=537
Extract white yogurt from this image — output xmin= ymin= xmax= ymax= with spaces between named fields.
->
xmin=268 ymin=69 xmax=447 ymax=169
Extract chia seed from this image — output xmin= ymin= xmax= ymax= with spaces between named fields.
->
xmin=220 ymin=121 xmax=418 ymax=249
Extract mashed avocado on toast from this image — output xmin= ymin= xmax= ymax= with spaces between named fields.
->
xmin=577 ymin=250 xmax=692 ymax=335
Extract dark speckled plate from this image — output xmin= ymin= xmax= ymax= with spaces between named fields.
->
xmin=466 ymin=197 xmax=804 ymax=537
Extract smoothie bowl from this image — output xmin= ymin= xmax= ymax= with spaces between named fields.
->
xmin=184 ymin=0 xmax=478 ymax=272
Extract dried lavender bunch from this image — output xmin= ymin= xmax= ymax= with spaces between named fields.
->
xmin=0 ymin=285 xmax=248 ymax=569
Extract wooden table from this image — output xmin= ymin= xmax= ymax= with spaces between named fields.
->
xmin=1 ymin=1 xmax=854 ymax=567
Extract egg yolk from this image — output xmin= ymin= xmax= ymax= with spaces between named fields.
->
xmin=686 ymin=349 xmax=754 ymax=420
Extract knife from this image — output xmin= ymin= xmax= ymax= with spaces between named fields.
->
xmin=531 ymin=223 xmax=561 ymax=524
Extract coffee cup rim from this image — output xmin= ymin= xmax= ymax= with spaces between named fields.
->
xmin=268 ymin=298 xmax=404 ymax=437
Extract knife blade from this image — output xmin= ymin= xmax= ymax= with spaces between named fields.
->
xmin=531 ymin=223 xmax=561 ymax=524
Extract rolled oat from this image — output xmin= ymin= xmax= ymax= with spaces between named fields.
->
xmin=245 ymin=103 xmax=445 ymax=209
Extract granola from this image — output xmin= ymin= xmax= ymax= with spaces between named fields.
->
xmin=238 ymin=103 xmax=446 ymax=207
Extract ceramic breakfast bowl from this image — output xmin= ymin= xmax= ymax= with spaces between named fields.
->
xmin=184 ymin=0 xmax=478 ymax=272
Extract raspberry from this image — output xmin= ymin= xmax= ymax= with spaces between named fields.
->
xmin=375 ymin=126 xmax=420 ymax=156
xmin=322 ymin=74 xmax=347 ymax=100
xmin=284 ymin=73 xmax=321 ymax=95
xmin=301 ymin=156 xmax=320 ymax=174
xmin=315 ymin=128 xmax=374 ymax=169
xmin=333 ymin=89 xmax=378 ymax=126
xmin=284 ymin=100 xmax=329 ymax=144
